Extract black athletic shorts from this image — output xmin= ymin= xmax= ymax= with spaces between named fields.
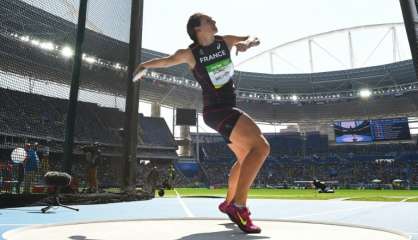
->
xmin=203 ymin=105 xmax=243 ymax=143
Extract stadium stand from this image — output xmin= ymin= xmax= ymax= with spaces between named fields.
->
xmin=193 ymin=133 xmax=418 ymax=189
xmin=0 ymin=88 xmax=178 ymax=190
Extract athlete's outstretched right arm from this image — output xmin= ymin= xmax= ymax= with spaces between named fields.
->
xmin=133 ymin=49 xmax=192 ymax=82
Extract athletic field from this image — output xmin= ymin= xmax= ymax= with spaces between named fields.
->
xmin=164 ymin=188 xmax=418 ymax=202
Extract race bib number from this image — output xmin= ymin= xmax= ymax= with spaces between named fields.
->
xmin=205 ymin=59 xmax=234 ymax=89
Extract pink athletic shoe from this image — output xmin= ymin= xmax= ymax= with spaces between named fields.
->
xmin=218 ymin=200 xmax=237 ymax=223
xmin=225 ymin=204 xmax=261 ymax=234
xmin=218 ymin=200 xmax=229 ymax=213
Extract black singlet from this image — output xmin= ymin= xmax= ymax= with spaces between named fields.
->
xmin=189 ymin=36 xmax=236 ymax=108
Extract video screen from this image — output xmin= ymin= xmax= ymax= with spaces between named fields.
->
xmin=371 ymin=117 xmax=411 ymax=141
xmin=334 ymin=120 xmax=372 ymax=143
xmin=334 ymin=117 xmax=411 ymax=143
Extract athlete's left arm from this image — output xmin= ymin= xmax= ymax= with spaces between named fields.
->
xmin=223 ymin=35 xmax=260 ymax=55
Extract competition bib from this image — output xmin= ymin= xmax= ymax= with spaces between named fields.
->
xmin=205 ymin=58 xmax=234 ymax=89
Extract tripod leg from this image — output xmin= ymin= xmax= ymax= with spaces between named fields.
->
xmin=55 ymin=196 xmax=63 ymax=205
xmin=41 ymin=206 xmax=52 ymax=213
xmin=60 ymin=205 xmax=79 ymax=211
xmin=56 ymin=196 xmax=79 ymax=211
xmin=41 ymin=196 xmax=60 ymax=213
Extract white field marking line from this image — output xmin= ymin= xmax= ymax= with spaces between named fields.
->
xmin=401 ymin=197 xmax=417 ymax=202
xmin=286 ymin=202 xmax=391 ymax=219
xmin=328 ymin=198 xmax=351 ymax=201
xmin=174 ymin=189 xmax=194 ymax=218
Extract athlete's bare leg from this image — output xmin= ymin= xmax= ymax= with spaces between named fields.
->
xmin=228 ymin=113 xmax=270 ymax=206
xmin=225 ymin=143 xmax=249 ymax=204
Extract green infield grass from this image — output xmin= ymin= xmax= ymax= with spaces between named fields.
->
xmin=161 ymin=188 xmax=418 ymax=202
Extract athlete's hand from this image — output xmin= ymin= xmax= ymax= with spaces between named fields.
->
xmin=235 ymin=38 xmax=260 ymax=56
xmin=133 ymin=65 xmax=147 ymax=82
xmin=235 ymin=42 xmax=250 ymax=56
xmin=250 ymin=38 xmax=260 ymax=47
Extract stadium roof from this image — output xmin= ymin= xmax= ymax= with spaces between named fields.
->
xmin=1 ymin=0 xmax=417 ymax=122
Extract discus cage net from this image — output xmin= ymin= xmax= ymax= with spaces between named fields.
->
xmin=0 ymin=0 xmax=132 ymax=193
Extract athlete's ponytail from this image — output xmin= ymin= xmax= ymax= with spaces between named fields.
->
xmin=187 ymin=13 xmax=204 ymax=43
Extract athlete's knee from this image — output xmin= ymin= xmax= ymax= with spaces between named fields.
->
xmin=231 ymin=160 xmax=241 ymax=168
xmin=254 ymin=136 xmax=270 ymax=157
xmin=260 ymin=139 xmax=270 ymax=157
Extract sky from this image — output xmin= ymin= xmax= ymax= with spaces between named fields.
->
xmin=141 ymin=0 xmax=404 ymax=52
